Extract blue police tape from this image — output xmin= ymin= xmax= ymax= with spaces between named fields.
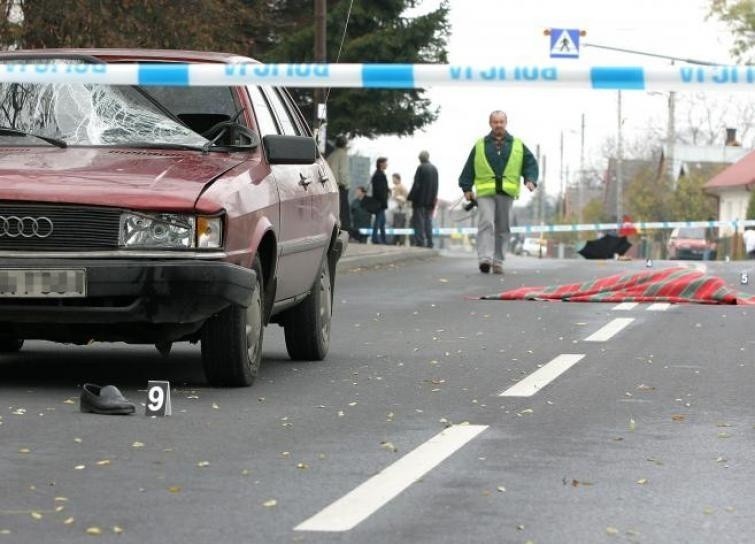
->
xmin=358 ymin=219 xmax=755 ymax=236
xmin=0 ymin=63 xmax=752 ymax=91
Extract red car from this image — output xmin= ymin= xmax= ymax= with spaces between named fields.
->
xmin=666 ymin=227 xmax=716 ymax=260
xmin=0 ymin=49 xmax=347 ymax=386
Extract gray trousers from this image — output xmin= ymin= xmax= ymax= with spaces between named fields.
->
xmin=476 ymin=194 xmax=513 ymax=264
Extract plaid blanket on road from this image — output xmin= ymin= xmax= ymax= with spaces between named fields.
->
xmin=481 ymin=267 xmax=755 ymax=305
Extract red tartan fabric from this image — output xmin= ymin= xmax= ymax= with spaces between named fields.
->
xmin=481 ymin=267 xmax=755 ymax=305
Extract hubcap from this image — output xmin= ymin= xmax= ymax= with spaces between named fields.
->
xmin=318 ymin=267 xmax=332 ymax=344
xmin=245 ymin=287 xmax=263 ymax=364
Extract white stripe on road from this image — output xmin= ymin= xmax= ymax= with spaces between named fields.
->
xmin=584 ymin=318 xmax=635 ymax=342
xmin=499 ymin=354 xmax=586 ymax=397
xmin=647 ymin=302 xmax=671 ymax=311
xmin=294 ymin=424 xmax=488 ymax=532
xmin=612 ymin=302 xmax=638 ymax=311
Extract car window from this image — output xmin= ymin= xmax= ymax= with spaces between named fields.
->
xmin=262 ymin=87 xmax=299 ymax=136
xmin=278 ymin=89 xmax=311 ymax=136
xmin=678 ymin=227 xmax=705 ymax=238
xmin=247 ymin=85 xmax=279 ymax=136
xmin=144 ymin=87 xmax=238 ymax=118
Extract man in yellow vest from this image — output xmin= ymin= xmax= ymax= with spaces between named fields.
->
xmin=459 ymin=111 xmax=538 ymax=274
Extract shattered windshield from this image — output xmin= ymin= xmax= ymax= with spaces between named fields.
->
xmin=0 ymin=80 xmax=209 ymax=148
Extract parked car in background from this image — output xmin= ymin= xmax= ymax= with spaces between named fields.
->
xmin=0 ymin=49 xmax=347 ymax=387
xmin=517 ymin=237 xmax=547 ymax=257
xmin=667 ymin=227 xmax=716 ymax=260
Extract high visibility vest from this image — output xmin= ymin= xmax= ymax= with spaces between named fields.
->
xmin=473 ymin=137 xmax=524 ymax=198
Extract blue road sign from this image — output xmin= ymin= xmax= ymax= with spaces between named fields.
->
xmin=550 ymin=28 xmax=580 ymax=59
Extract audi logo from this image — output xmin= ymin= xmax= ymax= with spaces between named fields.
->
xmin=0 ymin=216 xmax=54 ymax=238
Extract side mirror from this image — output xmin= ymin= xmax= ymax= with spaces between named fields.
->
xmin=263 ymin=135 xmax=317 ymax=165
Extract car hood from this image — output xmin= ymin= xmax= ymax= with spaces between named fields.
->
xmin=0 ymin=147 xmax=247 ymax=211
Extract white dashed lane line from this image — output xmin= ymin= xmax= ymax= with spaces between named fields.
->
xmin=499 ymin=354 xmax=586 ymax=397
xmin=647 ymin=302 xmax=672 ymax=311
xmin=612 ymin=302 xmax=638 ymax=311
xmin=294 ymin=425 xmax=488 ymax=532
xmin=583 ymin=317 xmax=635 ymax=342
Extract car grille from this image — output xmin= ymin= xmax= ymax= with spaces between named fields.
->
xmin=0 ymin=204 xmax=121 ymax=250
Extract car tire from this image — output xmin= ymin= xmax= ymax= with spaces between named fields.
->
xmin=201 ymin=259 xmax=264 ymax=387
xmin=283 ymin=257 xmax=332 ymax=361
xmin=0 ymin=337 xmax=23 ymax=353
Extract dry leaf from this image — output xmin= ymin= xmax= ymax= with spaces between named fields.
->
xmin=18 ymin=448 xmax=30 ymax=454
xmin=263 ymin=499 xmax=277 ymax=508
xmin=380 ymin=441 xmax=398 ymax=453
xmin=296 ymin=463 xmax=309 ymax=470
xmin=168 ymin=486 xmax=182 ymax=493
xmin=211 ymin=402 xmax=220 ymax=410
xmin=63 ymin=517 xmax=75 ymax=525
xmin=636 ymin=478 xmax=648 ymax=485
xmin=197 ymin=461 xmax=210 ymax=467
xmin=86 ymin=527 xmax=102 ymax=535
xmin=606 ymin=527 xmax=619 ymax=536
xmin=132 ymin=442 xmax=144 ymax=448
xmin=636 ymin=384 xmax=655 ymax=391
xmin=96 ymin=459 xmax=111 ymax=466
xmin=30 ymin=512 xmax=42 ymax=520
xmin=671 ymin=414 xmax=685 ymax=422
xmin=63 ymin=399 xmax=76 ymax=405
xmin=74 ymin=465 xmax=86 ymax=470
xmin=629 ymin=418 xmax=636 ymax=431
xmin=497 ymin=486 xmax=506 ymax=492
xmin=112 ymin=526 xmax=124 ymax=534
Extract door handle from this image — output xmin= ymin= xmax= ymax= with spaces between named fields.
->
xmin=299 ymin=173 xmax=311 ymax=190
xmin=318 ymin=167 xmax=329 ymax=185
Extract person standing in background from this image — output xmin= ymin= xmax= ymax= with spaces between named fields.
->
xmin=390 ymin=173 xmax=409 ymax=245
xmin=326 ymin=135 xmax=351 ymax=235
xmin=408 ymin=150 xmax=439 ymax=248
xmin=370 ymin=157 xmax=389 ymax=244
xmin=350 ymin=186 xmax=372 ymax=243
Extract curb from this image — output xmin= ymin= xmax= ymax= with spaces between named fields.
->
xmin=337 ymin=247 xmax=439 ymax=272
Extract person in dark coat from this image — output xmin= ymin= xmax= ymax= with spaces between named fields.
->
xmin=408 ymin=150 xmax=439 ymax=248
xmin=350 ymin=186 xmax=372 ymax=243
xmin=370 ymin=157 xmax=389 ymax=244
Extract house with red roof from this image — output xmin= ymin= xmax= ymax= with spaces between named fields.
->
xmin=704 ymin=150 xmax=755 ymax=235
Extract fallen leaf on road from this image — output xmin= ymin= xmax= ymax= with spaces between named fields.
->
xmin=606 ymin=527 xmax=619 ymax=536
xmin=63 ymin=399 xmax=76 ymax=405
xmin=380 ymin=441 xmax=398 ymax=453
xmin=636 ymin=478 xmax=648 ymax=485
xmin=63 ymin=517 xmax=75 ymax=525
xmin=636 ymin=384 xmax=655 ymax=391
xmin=168 ymin=486 xmax=182 ymax=493
xmin=18 ymin=448 xmax=30 ymax=454
xmin=718 ymin=432 xmax=731 ymax=438
xmin=571 ymin=480 xmax=594 ymax=487
xmin=30 ymin=512 xmax=42 ymax=520
xmin=629 ymin=418 xmax=636 ymax=431
xmin=671 ymin=414 xmax=685 ymax=422
xmin=211 ymin=402 xmax=220 ymax=410
xmin=96 ymin=459 xmax=111 ymax=466
xmin=497 ymin=486 xmax=506 ymax=492
xmin=113 ymin=526 xmax=124 ymax=534
xmin=263 ymin=499 xmax=277 ymax=508
xmin=197 ymin=461 xmax=210 ymax=467
xmin=296 ymin=463 xmax=309 ymax=470
xmin=74 ymin=465 xmax=86 ymax=470
xmin=85 ymin=527 xmax=102 ymax=535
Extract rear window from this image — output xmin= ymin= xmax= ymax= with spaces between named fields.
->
xmin=677 ymin=227 xmax=705 ymax=238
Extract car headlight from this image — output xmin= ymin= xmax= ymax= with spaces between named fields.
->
xmin=120 ymin=212 xmax=195 ymax=248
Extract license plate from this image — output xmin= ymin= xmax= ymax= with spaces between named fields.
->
xmin=0 ymin=269 xmax=86 ymax=298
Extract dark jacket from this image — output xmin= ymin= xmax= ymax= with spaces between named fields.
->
xmin=370 ymin=169 xmax=389 ymax=210
xmin=458 ymin=132 xmax=539 ymax=196
xmin=350 ymin=198 xmax=373 ymax=229
xmin=409 ymin=161 xmax=439 ymax=209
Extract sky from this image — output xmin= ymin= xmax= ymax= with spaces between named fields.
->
xmin=347 ymin=0 xmax=746 ymax=206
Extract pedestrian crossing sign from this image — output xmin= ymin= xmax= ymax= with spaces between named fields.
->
xmin=550 ymin=28 xmax=580 ymax=59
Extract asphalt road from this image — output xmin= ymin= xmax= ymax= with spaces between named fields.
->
xmin=1 ymin=253 xmax=753 ymax=544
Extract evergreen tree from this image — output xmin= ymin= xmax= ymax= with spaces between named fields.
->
xmin=258 ymin=0 xmax=449 ymax=139
xmin=670 ymin=172 xmax=718 ymax=221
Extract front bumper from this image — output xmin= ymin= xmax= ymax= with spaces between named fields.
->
xmin=0 ymin=259 xmax=255 ymax=325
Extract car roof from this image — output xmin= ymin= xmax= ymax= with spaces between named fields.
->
xmin=0 ymin=48 xmax=256 ymax=64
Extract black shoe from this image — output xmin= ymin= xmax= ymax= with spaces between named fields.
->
xmin=80 ymin=383 xmax=136 ymax=415
xmin=479 ymin=262 xmax=491 ymax=274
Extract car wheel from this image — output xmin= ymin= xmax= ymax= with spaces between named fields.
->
xmin=0 ymin=337 xmax=23 ymax=353
xmin=283 ymin=257 xmax=332 ymax=361
xmin=201 ymin=259 xmax=264 ymax=387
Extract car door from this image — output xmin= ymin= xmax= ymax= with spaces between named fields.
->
xmin=253 ymin=86 xmax=325 ymax=300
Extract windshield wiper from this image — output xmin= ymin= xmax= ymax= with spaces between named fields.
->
xmin=112 ymin=142 xmax=206 ymax=152
xmin=0 ymin=127 xmax=67 ymax=148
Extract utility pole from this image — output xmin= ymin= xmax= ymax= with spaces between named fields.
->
xmin=559 ymin=130 xmax=565 ymax=217
xmin=579 ymin=113 xmax=585 ymax=223
xmin=616 ymin=90 xmax=623 ymax=226
xmin=667 ymin=90 xmax=676 ymax=182
xmin=314 ymin=0 xmax=327 ymax=146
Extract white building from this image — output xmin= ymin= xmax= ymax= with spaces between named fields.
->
xmin=704 ymin=150 xmax=755 ymax=235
